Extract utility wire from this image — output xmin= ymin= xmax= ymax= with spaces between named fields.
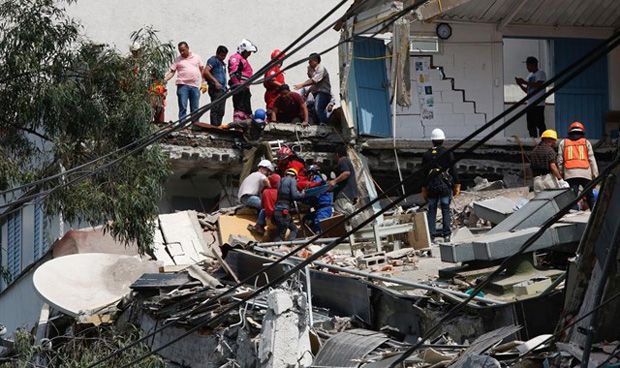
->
xmin=88 ymin=19 xmax=620 ymax=368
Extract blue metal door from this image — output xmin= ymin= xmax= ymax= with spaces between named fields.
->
xmin=351 ymin=37 xmax=392 ymax=137
xmin=554 ymin=38 xmax=608 ymax=139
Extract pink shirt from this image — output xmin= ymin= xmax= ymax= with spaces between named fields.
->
xmin=170 ymin=53 xmax=204 ymax=88
xmin=228 ymin=52 xmax=253 ymax=86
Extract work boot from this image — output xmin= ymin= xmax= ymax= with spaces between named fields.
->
xmin=247 ymin=224 xmax=265 ymax=235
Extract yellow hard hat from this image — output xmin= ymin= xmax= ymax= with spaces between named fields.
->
xmin=541 ymin=129 xmax=558 ymax=140
xmin=285 ymin=168 xmax=298 ymax=176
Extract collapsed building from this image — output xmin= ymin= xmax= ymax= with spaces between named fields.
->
xmin=1 ymin=0 xmax=620 ymax=367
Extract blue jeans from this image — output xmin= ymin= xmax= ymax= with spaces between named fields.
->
xmin=240 ymin=195 xmax=261 ymax=210
xmin=256 ymin=209 xmax=266 ymax=227
xmin=314 ymin=92 xmax=331 ymax=124
xmin=177 ymin=84 xmax=200 ymax=120
xmin=304 ymin=206 xmax=333 ymax=233
xmin=427 ymin=196 xmax=451 ymax=238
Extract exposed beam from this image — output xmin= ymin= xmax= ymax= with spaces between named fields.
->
xmin=414 ymin=0 xmax=472 ymax=21
xmin=498 ymin=0 xmax=529 ymax=30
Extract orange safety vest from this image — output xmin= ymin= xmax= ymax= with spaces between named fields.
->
xmin=563 ymin=138 xmax=590 ymax=170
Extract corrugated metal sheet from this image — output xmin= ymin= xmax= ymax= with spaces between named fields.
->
xmin=312 ymin=329 xmax=389 ymax=368
xmin=440 ymin=0 xmax=620 ymax=28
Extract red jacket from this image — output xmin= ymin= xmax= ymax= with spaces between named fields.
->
xmin=262 ymin=174 xmax=281 ymax=220
xmin=276 ymin=158 xmax=319 ymax=190
xmin=264 ymin=65 xmax=285 ymax=110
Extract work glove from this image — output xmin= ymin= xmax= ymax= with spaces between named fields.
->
xmin=454 ymin=184 xmax=461 ymax=196
xmin=200 ymin=82 xmax=208 ymax=94
xmin=421 ymin=186 xmax=428 ymax=201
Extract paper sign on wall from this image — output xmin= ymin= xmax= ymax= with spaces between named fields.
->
xmin=413 ymin=57 xmax=434 ymax=121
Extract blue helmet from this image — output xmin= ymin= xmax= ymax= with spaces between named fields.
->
xmin=253 ymin=108 xmax=267 ymax=124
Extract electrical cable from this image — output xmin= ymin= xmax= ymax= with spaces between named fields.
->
xmin=86 ymin=20 xmax=620 ymax=368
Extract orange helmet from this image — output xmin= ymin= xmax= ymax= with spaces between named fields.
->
xmin=271 ymin=49 xmax=285 ymax=60
xmin=569 ymin=121 xmax=585 ymax=133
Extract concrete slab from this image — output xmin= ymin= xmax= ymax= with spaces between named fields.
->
xmin=160 ymin=211 xmax=210 ymax=265
xmin=473 ymin=197 xmax=518 ymax=225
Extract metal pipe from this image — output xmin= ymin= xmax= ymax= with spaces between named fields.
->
xmin=257 ymin=237 xmax=342 ymax=247
xmin=252 ymin=246 xmax=505 ymax=306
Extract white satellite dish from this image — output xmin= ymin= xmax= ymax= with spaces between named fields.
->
xmin=33 ymin=253 xmax=160 ymax=317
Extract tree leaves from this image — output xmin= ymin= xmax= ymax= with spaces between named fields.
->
xmin=0 ymin=0 xmax=173 ymax=253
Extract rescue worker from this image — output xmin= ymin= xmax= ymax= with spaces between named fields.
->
xmin=274 ymin=168 xmax=305 ymax=241
xmin=248 ymin=173 xmax=281 ymax=235
xmin=303 ymin=164 xmax=333 ymax=233
xmin=421 ymin=129 xmax=460 ymax=243
xmin=328 ymin=147 xmax=358 ymax=227
xmin=275 ymin=145 xmax=317 ymax=190
xmin=557 ymin=122 xmax=598 ymax=209
xmin=221 ymin=108 xmax=273 ymax=181
xmin=530 ymin=129 xmax=565 ymax=192
xmin=228 ymin=39 xmax=258 ymax=121
xmin=237 ymin=159 xmax=273 ymax=210
xmin=264 ymin=49 xmax=286 ymax=118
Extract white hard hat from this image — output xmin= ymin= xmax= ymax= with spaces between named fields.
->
xmin=129 ymin=42 xmax=141 ymax=52
xmin=257 ymin=159 xmax=274 ymax=172
xmin=431 ymin=128 xmax=446 ymax=141
xmin=237 ymin=39 xmax=258 ymax=54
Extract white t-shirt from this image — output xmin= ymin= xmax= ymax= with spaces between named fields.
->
xmin=237 ymin=172 xmax=266 ymax=200
xmin=527 ymin=70 xmax=547 ymax=107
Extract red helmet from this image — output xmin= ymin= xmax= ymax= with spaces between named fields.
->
xmin=277 ymin=146 xmax=294 ymax=160
xmin=569 ymin=121 xmax=585 ymax=133
xmin=271 ymin=49 xmax=285 ymax=60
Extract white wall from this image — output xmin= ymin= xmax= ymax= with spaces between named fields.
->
xmin=0 ymin=271 xmax=45 ymax=336
xmin=66 ymin=0 xmax=345 ymax=123
xmin=396 ymin=22 xmax=504 ymax=139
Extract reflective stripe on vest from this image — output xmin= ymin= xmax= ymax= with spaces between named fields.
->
xmin=563 ymin=138 xmax=590 ymax=170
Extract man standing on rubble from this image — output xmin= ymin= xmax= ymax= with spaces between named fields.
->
xmin=421 ymin=129 xmax=460 ymax=243
xmin=294 ymin=53 xmax=331 ymax=125
xmin=203 ymin=45 xmax=228 ymax=126
xmin=516 ymin=56 xmax=547 ymax=138
xmin=304 ymin=164 xmax=333 ymax=233
xmin=221 ymin=108 xmax=273 ymax=181
xmin=229 ymin=39 xmax=258 ymax=121
xmin=328 ymin=147 xmax=358 ymax=226
xmin=557 ymin=122 xmax=598 ymax=209
xmin=264 ymin=49 xmax=286 ymax=118
xmin=165 ymin=41 xmax=205 ymax=120
xmin=274 ymin=168 xmax=306 ymax=241
xmin=530 ymin=129 xmax=566 ymax=192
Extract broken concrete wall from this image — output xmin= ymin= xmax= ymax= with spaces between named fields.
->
xmin=258 ymin=289 xmax=313 ymax=368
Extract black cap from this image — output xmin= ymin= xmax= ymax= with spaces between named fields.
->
xmin=525 ymin=56 xmax=538 ymax=64
xmin=279 ymin=84 xmax=290 ymax=92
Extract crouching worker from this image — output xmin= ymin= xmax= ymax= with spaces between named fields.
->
xmin=303 ymin=164 xmax=333 ymax=233
xmin=274 ymin=168 xmax=305 ymax=241
xmin=530 ymin=129 xmax=565 ymax=192
xmin=238 ymin=159 xmax=273 ymax=213
xmin=248 ymin=173 xmax=281 ymax=235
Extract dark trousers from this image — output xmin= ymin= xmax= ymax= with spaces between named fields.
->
xmin=274 ymin=209 xmax=297 ymax=241
xmin=208 ymin=88 xmax=226 ymax=126
xmin=526 ymin=105 xmax=546 ymax=138
xmin=314 ymin=92 xmax=331 ymax=124
xmin=427 ymin=195 xmax=451 ymax=237
xmin=567 ymin=177 xmax=595 ymax=210
xmin=232 ymin=87 xmax=252 ymax=115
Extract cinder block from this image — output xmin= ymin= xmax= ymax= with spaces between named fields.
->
xmin=433 ymin=103 xmax=453 ymax=114
xmin=434 ymin=113 xmax=465 ymax=126
xmin=513 ymin=277 xmax=552 ymax=296
xmin=441 ymin=91 xmax=462 ymax=103
xmin=465 ymin=114 xmax=486 ymax=125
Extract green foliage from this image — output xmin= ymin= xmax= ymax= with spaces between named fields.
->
xmin=0 ymin=1 xmax=174 ymax=252
xmin=0 ymin=326 xmax=164 ymax=368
